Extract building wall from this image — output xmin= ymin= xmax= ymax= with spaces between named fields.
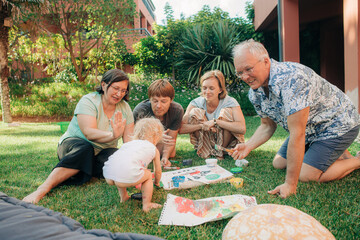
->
xmin=124 ymin=0 xmax=155 ymax=53
xmin=253 ymin=0 xmax=277 ymax=31
xmin=253 ymin=0 xmax=360 ymax=112
xmin=343 ymin=0 xmax=360 ymax=110
xmin=320 ymin=17 xmax=344 ymax=91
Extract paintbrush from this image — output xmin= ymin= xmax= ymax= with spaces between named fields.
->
xmin=214 ymin=144 xmax=235 ymax=154
xmin=163 ymin=166 xmax=180 ymax=170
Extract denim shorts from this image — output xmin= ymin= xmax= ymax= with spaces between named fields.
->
xmin=277 ymin=126 xmax=360 ymax=172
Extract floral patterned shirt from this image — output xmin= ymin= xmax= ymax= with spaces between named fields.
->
xmin=249 ymin=59 xmax=359 ymax=143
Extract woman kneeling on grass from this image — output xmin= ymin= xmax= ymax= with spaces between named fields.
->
xmin=103 ymin=118 xmax=163 ymax=212
xmin=23 ymin=69 xmax=134 ymax=204
xmin=179 ymin=70 xmax=246 ymax=160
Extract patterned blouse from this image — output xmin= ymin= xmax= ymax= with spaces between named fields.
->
xmin=249 ymin=59 xmax=359 ymax=144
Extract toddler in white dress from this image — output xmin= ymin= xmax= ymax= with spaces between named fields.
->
xmin=103 ymin=118 xmax=164 ymax=212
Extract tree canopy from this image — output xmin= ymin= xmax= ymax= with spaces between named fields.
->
xmin=134 ymin=3 xmax=263 ymax=87
xmin=26 ymin=0 xmax=137 ymax=82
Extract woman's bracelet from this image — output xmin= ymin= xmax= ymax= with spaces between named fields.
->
xmin=214 ymin=118 xmax=218 ymax=127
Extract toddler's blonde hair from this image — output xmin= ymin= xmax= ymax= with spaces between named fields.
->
xmin=132 ymin=117 xmax=164 ymax=144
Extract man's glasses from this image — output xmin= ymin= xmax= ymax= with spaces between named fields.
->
xmin=235 ymin=60 xmax=262 ymax=79
xmin=110 ymin=85 xmax=128 ymax=95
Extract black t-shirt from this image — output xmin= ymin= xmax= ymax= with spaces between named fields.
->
xmin=133 ymin=99 xmax=184 ymax=130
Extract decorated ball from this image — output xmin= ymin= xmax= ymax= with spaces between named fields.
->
xmin=222 ymin=204 xmax=335 ymax=240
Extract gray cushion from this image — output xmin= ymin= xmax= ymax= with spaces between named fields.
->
xmin=0 ymin=192 xmax=164 ymax=240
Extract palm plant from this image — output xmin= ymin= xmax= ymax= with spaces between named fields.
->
xmin=209 ymin=21 xmax=239 ymax=80
xmin=176 ymin=21 xmax=239 ymax=85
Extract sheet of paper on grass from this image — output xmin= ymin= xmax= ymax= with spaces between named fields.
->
xmin=160 ymin=165 xmax=233 ymax=190
xmin=158 ymin=193 xmax=257 ymax=226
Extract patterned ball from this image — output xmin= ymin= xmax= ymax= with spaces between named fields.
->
xmin=222 ymin=204 xmax=335 ymax=240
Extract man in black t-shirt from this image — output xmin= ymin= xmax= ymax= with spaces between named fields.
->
xmin=133 ymin=79 xmax=184 ymax=167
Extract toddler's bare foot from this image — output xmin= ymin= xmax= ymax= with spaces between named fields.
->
xmin=23 ymin=189 xmax=47 ymax=204
xmin=143 ymin=202 xmax=162 ymax=212
xmin=120 ymin=195 xmax=130 ymax=203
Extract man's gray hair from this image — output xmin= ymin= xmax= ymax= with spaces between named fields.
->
xmin=232 ymin=39 xmax=269 ymax=60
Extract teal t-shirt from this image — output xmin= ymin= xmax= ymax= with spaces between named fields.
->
xmin=59 ymin=92 xmax=134 ymax=155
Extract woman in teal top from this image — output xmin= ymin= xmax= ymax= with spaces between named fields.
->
xmin=23 ymin=69 xmax=134 ymax=204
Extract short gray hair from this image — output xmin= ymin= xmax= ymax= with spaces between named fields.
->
xmin=232 ymin=39 xmax=269 ymax=60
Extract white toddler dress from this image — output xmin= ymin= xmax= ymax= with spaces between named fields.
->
xmin=103 ymin=140 xmax=156 ymax=183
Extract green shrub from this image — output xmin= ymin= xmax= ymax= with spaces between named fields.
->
xmin=9 ymin=83 xmax=28 ymax=98
xmin=6 ymin=74 xmax=256 ymax=118
xmin=54 ymin=70 xmax=78 ymax=83
xmin=8 ymin=81 xmax=95 ymax=118
xmin=230 ymin=92 xmax=256 ymax=116
xmin=48 ymin=96 xmax=76 ymax=116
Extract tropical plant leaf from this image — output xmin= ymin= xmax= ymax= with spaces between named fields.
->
xmin=176 ymin=20 xmax=239 ymax=85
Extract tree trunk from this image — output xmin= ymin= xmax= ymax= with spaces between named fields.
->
xmin=0 ymin=5 xmax=12 ymax=123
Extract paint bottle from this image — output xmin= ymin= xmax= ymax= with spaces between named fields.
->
xmin=230 ymin=177 xmax=244 ymax=188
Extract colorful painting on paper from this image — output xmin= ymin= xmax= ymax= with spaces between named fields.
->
xmin=158 ymin=194 xmax=257 ymax=226
xmin=160 ymin=165 xmax=233 ymax=190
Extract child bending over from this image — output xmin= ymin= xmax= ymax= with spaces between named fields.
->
xmin=103 ymin=118 xmax=164 ymax=212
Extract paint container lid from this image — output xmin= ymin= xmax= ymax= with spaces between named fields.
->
xmin=205 ymin=158 xmax=218 ymax=167
xmin=230 ymin=167 xmax=243 ymax=174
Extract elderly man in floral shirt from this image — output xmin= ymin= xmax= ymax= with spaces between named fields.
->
xmin=231 ymin=39 xmax=360 ymax=198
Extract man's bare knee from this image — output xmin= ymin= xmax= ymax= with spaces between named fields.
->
xmin=298 ymin=172 xmax=320 ymax=182
xmin=273 ymin=155 xmax=286 ymax=169
xmin=298 ymin=173 xmax=312 ymax=182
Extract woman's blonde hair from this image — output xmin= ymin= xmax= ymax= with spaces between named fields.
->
xmin=199 ymin=70 xmax=227 ymax=99
xmin=132 ymin=117 xmax=164 ymax=144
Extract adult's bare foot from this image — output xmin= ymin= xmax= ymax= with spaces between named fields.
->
xmin=22 ymin=189 xmax=47 ymax=204
xmin=143 ymin=202 xmax=162 ymax=212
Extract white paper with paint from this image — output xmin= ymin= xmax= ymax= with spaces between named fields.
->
xmin=158 ymin=193 xmax=257 ymax=226
xmin=160 ymin=165 xmax=233 ymax=190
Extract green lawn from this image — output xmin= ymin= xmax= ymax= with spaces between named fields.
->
xmin=1 ymin=116 xmax=359 ymax=239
